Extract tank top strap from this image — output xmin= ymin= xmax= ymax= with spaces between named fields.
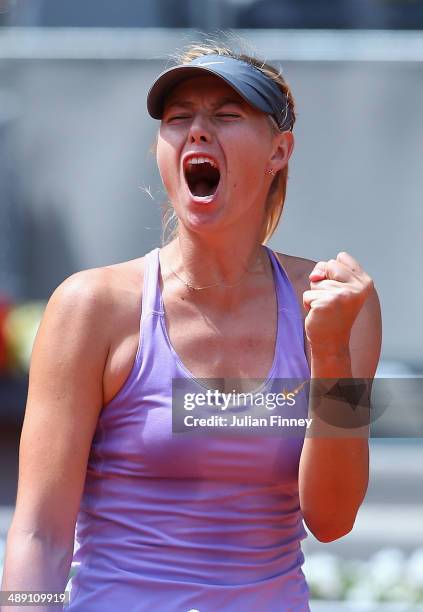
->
xmin=263 ymin=245 xmax=310 ymax=378
xmin=264 ymin=245 xmax=305 ymax=330
xmin=141 ymin=247 xmax=163 ymax=317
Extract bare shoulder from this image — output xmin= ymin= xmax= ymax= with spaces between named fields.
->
xmin=80 ymin=256 xmax=148 ymax=405
xmin=56 ymin=255 xmax=146 ymax=305
xmin=47 ymin=256 xmax=148 ymax=406
xmin=275 ymin=252 xmax=317 ymax=284
xmin=53 ymin=256 xmax=147 ymax=336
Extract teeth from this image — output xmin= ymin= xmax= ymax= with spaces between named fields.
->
xmin=187 ymin=156 xmax=217 ymax=168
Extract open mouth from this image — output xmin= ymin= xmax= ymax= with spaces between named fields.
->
xmin=184 ymin=157 xmax=221 ymax=198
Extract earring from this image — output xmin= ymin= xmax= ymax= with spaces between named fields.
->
xmin=267 ymin=168 xmax=277 ymax=176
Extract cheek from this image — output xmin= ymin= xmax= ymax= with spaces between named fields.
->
xmin=156 ymin=138 xmax=180 ymax=191
xmin=227 ymin=140 xmax=267 ymax=191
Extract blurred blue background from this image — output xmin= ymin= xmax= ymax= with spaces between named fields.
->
xmin=0 ymin=1 xmax=422 ymax=609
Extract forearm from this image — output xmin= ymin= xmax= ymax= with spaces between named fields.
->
xmin=1 ymin=527 xmax=72 ymax=611
xmin=299 ymin=346 xmax=369 ymax=542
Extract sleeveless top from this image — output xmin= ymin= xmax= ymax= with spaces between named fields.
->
xmin=65 ymin=245 xmax=312 ymax=612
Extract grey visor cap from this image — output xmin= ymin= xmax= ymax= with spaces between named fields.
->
xmin=146 ymin=55 xmax=290 ymax=130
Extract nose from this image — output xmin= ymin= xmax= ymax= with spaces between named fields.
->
xmin=188 ymin=113 xmax=212 ymax=144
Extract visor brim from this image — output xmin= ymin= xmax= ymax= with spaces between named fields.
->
xmin=147 ymin=64 xmax=271 ymax=119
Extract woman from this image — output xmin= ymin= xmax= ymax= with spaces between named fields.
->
xmin=2 ymin=42 xmax=382 ymax=611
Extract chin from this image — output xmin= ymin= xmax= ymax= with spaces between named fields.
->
xmin=175 ymin=196 xmax=229 ymax=237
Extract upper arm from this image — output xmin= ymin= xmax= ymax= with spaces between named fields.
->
xmin=10 ymin=269 xmax=112 ymax=551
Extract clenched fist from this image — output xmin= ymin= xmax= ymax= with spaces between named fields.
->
xmin=303 ymin=251 xmax=374 ymax=352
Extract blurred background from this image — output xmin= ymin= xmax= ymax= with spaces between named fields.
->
xmin=0 ymin=1 xmax=422 ymax=610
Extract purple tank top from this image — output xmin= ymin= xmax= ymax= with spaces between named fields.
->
xmin=65 ymin=245 xmax=312 ymax=611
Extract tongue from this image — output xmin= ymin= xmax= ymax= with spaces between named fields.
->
xmin=193 ymin=180 xmax=214 ymax=197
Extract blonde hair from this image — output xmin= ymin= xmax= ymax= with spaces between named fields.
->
xmin=159 ymin=38 xmax=297 ymax=246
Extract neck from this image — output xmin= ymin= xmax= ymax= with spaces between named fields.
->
xmin=159 ymin=228 xmax=271 ymax=309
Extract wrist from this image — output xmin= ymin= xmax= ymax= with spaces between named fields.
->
xmin=310 ymin=342 xmax=350 ymax=361
xmin=310 ymin=343 xmax=352 ymax=378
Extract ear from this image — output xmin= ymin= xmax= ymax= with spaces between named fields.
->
xmin=270 ymin=131 xmax=294 ymax=172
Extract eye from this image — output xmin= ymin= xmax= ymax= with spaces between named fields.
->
xmin=216 ymin=112 xmax=241 ymax=119
xmin=165 ymin=114 xmax=191 ymax=123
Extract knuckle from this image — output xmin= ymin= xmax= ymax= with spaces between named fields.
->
xmin=366 ymin=275 xmax=374 ymax=289
xmin=359 ymin=274 xmax=374 ymax=292
xmin=338 ymin=288 xmax=350 ymax=300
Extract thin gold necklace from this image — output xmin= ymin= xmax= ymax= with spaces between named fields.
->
xmin=168 ymin=247 xmax=262 ymax=291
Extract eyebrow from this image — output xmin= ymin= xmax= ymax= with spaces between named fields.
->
xmin=163 ymin=96 xmax=247 ymax=111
